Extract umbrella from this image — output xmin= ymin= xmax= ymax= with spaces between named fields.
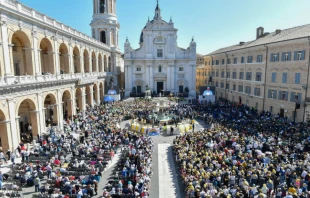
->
xmin=104 ymin=95 xmax=115 ymax=103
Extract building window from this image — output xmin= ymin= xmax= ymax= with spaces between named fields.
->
xmin=212 ymin=60 xmax=214 ymax=65
xmin=222 ymin=59 xmax=225 ymax=65
xmin=271 ymin=72 xmax=276 ymax=83
xmin=179 ymin=67 xmax=184 ymax=72
xmin=220 ymin=82 xmax=224 ymax=88
xmin=212 ymin=70 xmax=215 ymax=76
xmin=136 ymin=67 xmax=141 ymax=72
xmin=270 ymin=53 xmax=279 ymax=62
xmin=216 ymin=81 xmax=219 ymax=87
xmin=238 ymin=85 xmax=243 ymax=92
xmin=100 ymin=31 xmax=106 ymax=44
xmin=268 ymin=90 xmax=277 ymax=99
xmin=232 ymin=72 xmax=237 ymax=79
xmin=294 ymin=50 xmax=305 ymax=60
xmin=216 ymin=71 xmax=219 ymax=77
xmin=233 ymin=57 xmax=237 ymax=64
xmin=270 ymin=106 xmax=273 ymax=113
xmin=239 ymin=72 xmax=244 ymax=80
xmin=158 ymin=66 xmax=162 ymax=72
xmin=255 ymin=72 xmax=262 ymax=81
xmin=282 ymin=52 xmax=291 ymax=61
xmin=282 ymin=72 xmax=287 ymax=83
xmin=247 ymin=56 xmax=253 ymax=63
xmin=221 ymin=71 xmax=225 ymax=78
xmin=245 ymin=86 xmax=251 ymax=94
xmin=254 ymin=88 xmax=260 ymax=96
xmin=295 ymin=73 xmax=301 ymax=84
xmin=257 ymin=55 xmax=263 ymax=62
xmin=157 ymin=49 xmax=163 ymax=57
xmin=241 ymin=57 xmax=244 ymax=63
xmin=246 ymin=72 xmax=252 ymax=81
xmin=227 ymin=58 xmax=231 ymax=64
xmin=226 ymin=72 xmax=230 ymax=78
xmin=279 ymin=91 xmax=288 ymax=101
xmin=216 ymin=60 xmax=219 ymax=65
xmin=233 ymin=84 xmax=236 ymax=91
xmin=290 ymin=92 xmax=302 ymax=103
xmin=226 ymin=83 xmax=229 ymax=90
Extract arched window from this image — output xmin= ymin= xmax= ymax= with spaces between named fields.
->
xmin=158 ymin=66 xmax=162 ymax=72
xmin=100 ymin=0 xmax=105 ymax=13
xmin=100 ymin=31 xmax=106 ymax=44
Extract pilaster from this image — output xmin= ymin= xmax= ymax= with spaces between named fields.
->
xmin=7 ymin=99 xmax=19 ymax=149
xmin=0 ymin=18 xmax=14 ymax=84
xmin=31 ymin=29 xmax=41 ymax=80
xmin=68 ymin=44 xmax=74 ymax=74
xmin=36 ymin=93 xmax=44 ymax=135
xmin=52 ymin=35 xmax=60 ymax=77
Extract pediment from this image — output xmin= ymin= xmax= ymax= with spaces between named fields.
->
xmin=144 ymin=20 xmax=176 ymax=31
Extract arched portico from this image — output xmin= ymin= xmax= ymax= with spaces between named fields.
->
xmin=40 ymin=38 xmax=55 ymax=74
xmin=17 ymin=99 xmax=39 ymax=143
xmin=11 ymin=30 xmax=33 ymax=76
xmin=59 ymin=43 xmax=70 ymax=74
xmin=0 ymin=110 xmax=10 ymax=152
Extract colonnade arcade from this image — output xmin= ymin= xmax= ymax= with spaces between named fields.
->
xmin=3 ymin=29 xmax=113 ymax=78
xmin=0 ymin=81 xmax=105 ymax=152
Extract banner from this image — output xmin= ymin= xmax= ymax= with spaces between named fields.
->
xmin=148 ymin=128 xmax=160 ymax=136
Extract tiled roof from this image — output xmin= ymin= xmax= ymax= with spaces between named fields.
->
xmin=207 ymin=24 xmax=310 ymax=55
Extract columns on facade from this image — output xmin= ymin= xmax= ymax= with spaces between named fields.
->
xmin=31 ymin=29 xmax=41 ymax=79
xmin=149 ymin=65 xmax=153 ymax=91
xmin=81 ymin=87 xmax=86 ymax=118
xmin=96 ymin=83 xmax=100 ymax=104
xmin=167 ymin=66 xmax=171 ymax=91
xmin=170 ymin=65 xmax=175 ymax=93
xmin=36 ymin=93 xmax=45 ymax=136
xmin=0 ymin=121 xmax=11 ymax=152
xmin=145 ymin=65 xmax=149 ymax=88
xmin=52 ymin=36 xmax=60 ymax=77
xmin=71 ymin=87 xmax=76 ymax=117
xmin=107 ymin=28 xmax=111 ymax=46
xmin=0 ymin=18 xmax=14 ymax=84
xmin=89 ymin=54 xmax=93 ymax=73
xmin=89 ymin=85 xmax=94 ymax=107
xmin=7 ymin=99 xmax=19 ymax=149
xmin=68 ymin=44 xmax=74 ymax=74
xmin=80 ymin=52 xmax=84 ymax=73
xmin=57 ymin=90 xmax=64 ymax=130
xmin=113 ymin=29 xmax=117 ymax=47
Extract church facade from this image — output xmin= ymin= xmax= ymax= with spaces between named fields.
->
xmin=124 ymin=2 xmax=197 ymax=97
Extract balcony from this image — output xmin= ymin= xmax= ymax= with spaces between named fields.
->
xmin=0 ymin=72 xmax=109 ymax=87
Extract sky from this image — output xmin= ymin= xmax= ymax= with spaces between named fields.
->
xmin=19 ymin=0 xmax=310 ymax=55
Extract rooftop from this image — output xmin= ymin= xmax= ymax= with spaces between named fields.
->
xmin=207 ymin=24 xmax=310 ymax=55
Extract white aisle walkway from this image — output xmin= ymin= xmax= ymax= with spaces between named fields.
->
xmin=158 ymin=144 xmax=178 ymax=198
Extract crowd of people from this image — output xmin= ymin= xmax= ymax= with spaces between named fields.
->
xmin=174 ymin=99 xmax=310 ymax=198
xmin=0 ymin=99 xmax=159 ymax=197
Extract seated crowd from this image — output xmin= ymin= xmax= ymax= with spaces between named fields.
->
xmin=3 ymin=99 xmax=156 ymax=197
xmin=174 ymin=99 xmax=310 ymax=198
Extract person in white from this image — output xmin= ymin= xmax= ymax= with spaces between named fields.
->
xmin=203 ymin=87 xmax=213 ymax=96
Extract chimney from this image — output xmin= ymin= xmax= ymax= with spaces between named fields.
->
xmin=239 ymin=42 xmax=245 ymax=45
xmin=256 ymin=27 xmax=264 ymax=39
xmin=275 ymin=29 xmax=281 ymax=34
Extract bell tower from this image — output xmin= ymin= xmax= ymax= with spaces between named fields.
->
xmin=91 ymin=0 xmax=120 ymax=49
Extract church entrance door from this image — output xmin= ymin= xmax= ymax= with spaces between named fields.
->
xmin=157 ymin=82 xmax=164 ymax=95
xmin=137 ymin=86 xmax=142 ymax=94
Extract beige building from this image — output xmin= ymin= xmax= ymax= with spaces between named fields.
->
xmin=202 ymin=26 xmax=310 ymax=122
xmin=0 ymin=0 xmax=123 ymax=151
